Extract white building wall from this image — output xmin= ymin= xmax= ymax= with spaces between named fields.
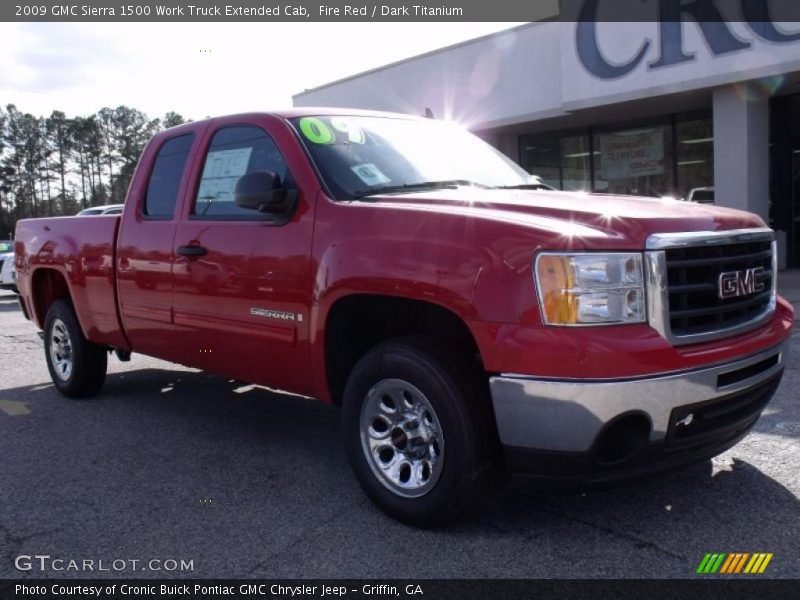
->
xmin=295 ymin=20 xmax=800 ymax=131
xmin=294 ymin=23 xmax=566 ymax=129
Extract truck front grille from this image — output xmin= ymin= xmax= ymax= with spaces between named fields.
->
xmin=664 ymin=240 xmax=774 ymax=338
xmin=645 ymin=229 xmax=776 ymax=345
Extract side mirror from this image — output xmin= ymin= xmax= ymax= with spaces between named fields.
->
xmin=234 ymin=171 xmax=294 ymax=215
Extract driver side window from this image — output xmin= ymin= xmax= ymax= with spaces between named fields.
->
xmin=192 ymin=125 xmax=289 ymax=218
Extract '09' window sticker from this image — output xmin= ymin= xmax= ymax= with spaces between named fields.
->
xmin=298 ymin=117 xmax=365 ymax=145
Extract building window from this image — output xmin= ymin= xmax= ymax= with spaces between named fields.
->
xmin=520 ymin=130 xmax=591 ymax=191
xmin=595 ymin=123 xmax=674 ymax=197
xmin=676 ymin=115 xmax=714 ymax=201
xmin=519 ymin=111 xmax=712 ymax=200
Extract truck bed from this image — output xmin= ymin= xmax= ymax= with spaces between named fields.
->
xmin=15 ymin=215 xmax=129 ymax=350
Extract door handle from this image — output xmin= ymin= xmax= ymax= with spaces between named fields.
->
xmin=177 ymin=245 xmax=208 ymax=258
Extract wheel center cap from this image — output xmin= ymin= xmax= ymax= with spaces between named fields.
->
xmin=390 ymin=413 xmax=431 ymax=459
xmin=391 ymin=427 xmax=408 ymax=449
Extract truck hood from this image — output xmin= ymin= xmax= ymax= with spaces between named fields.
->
xmin=357 ymin=188 xmax=765 ymax=249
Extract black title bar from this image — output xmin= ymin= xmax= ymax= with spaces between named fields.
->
xmin=2 ymin=580 xmax=800 ymax=600
xmin=4 ymin=0 xmax=800 ymax=22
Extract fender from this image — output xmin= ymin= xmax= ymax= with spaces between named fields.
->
xmin=305 ymin=193 xmax=590 ymax=400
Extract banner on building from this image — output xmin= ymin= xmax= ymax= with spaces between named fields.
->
xmin=600 ymin=128 xmax=665 ymax=179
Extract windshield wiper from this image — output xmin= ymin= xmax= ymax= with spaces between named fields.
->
xmin=495 ymin=183 xmax=552 ymax=191
xmin=353 ymin=179 xmax=489 ymax=199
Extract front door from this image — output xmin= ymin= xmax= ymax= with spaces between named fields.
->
xmin=171 ymin=119 xmax=315 ymax=395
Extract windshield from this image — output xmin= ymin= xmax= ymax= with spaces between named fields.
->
xmin=290 ymin=115 xmax=537 ymax=199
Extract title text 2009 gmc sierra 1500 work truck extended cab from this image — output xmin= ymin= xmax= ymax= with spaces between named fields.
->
xmin=14 ymin=110 xmax=794 ymax=526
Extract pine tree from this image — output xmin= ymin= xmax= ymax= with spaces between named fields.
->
xmin=1 ymin=104 xmax=186 ymax=232
xmin=46 ymin=111 xmax=74 ymax=213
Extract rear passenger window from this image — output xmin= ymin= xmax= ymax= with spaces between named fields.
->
xmin=192 ymin=126 xmax=290 ymax=218
xmin=143 ymin=134 xmax=194 ymax=218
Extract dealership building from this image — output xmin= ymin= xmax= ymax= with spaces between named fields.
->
xmin=294 ymin=19 xmax=800 ymax=268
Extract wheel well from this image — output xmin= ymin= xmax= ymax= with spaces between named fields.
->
xmin=324 ymin=294 xmax=482 ymax=406
xmin=31 ymin=269 xmax=70 ymax=325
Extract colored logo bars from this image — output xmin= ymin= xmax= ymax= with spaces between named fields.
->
xmin=696 ymin=553 xmax=773 ymax=574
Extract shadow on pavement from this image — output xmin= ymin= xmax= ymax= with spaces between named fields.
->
xmin=0 ymin=294 xmax=20 ymax=313
xmin=0 ymin=366 xmax=797 ymax=578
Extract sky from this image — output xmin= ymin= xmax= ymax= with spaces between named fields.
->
xmin=0 ymin=22 xmax=523 ymax=121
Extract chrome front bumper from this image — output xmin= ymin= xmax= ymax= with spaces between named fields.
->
xmin=489 ymin=341 xmax=788 ymax=454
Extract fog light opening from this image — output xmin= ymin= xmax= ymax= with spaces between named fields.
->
xmin=595 ymin=413 xmax=651 ymax=466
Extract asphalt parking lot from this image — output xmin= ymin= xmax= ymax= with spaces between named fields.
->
xmin=0 ymin=287 xmax=798 ymax=580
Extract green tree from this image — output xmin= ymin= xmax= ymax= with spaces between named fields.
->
xmin=96 ymin=107 xmax=117 ymax=200
xmin=0 ymin=104 xmax=188 ymax=233
xmin=46 ymin=111 xmax=74 ymax=213
xmin=109 ymin=106 xmax=160 ymax=201
xmin=0 ymin=106 xmax=8 ymax=237
xmin=163 ymin=111 xmax=187 ymax=128
xmin=2 ymin=105 xmax=47 ymax=219
xmin=68 ymin=117 xmax=93 ymax=209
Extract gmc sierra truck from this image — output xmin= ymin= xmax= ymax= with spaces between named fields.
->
xmin=14 ymin=110 xmax=794 ymax=526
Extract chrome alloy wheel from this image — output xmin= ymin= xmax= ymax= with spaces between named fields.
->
xmin=359 ymin=379 xmax=445 ymax=498
xmin=49 ymin=318 xmax=74 ymax=381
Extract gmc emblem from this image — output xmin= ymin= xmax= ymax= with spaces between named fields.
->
xmin=718 ymin=267 xmax=766 ymax=300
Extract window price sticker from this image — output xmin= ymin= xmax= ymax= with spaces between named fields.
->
xmin=351 ymin=163 xmax=390 ymax=186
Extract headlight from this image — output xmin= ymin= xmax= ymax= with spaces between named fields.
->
xmin=535 ymin=252 xmax=645 ymax=325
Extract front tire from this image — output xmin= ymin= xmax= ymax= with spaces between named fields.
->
xmin=342 ymin=337 xmax=500 ymax=527
xmin=44 ymin=299 xmax=107 ymax=398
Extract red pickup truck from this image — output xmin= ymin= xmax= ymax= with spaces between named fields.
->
xmin=14 ymin=110 xmax=794 ymax=527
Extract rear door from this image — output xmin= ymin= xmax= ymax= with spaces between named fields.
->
xmin=116 ymin=130 xmax=200 ymax=362
xmin=171 ymin=117 xmax=315 ymax=394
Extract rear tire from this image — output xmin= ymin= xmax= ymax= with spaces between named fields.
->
xmin=44 ymin=299 xmax=107 ymax=398
xmin=342 ymin=336 xmax=501 ymax=527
